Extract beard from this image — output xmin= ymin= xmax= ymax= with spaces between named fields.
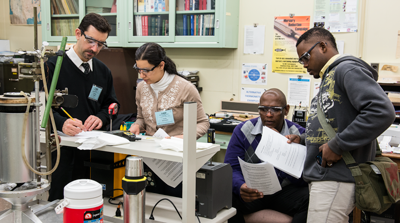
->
xmin=82 ymin=49 xmax=96 ymax=60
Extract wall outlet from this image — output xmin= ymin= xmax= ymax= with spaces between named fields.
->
xmin=371 ymin=63 xmax=380 ymax=74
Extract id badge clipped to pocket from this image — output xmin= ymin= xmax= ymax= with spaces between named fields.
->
xmin=155 ymin=109 xmax=175 ymax=127
xmin=88 ymin=84 xmax=103 ymax=101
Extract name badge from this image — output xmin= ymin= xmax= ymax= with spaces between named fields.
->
xmin=155 ymin=109 xmax=175 ymax=126
xmin=88 ymin=84 xmax=103 ymax=101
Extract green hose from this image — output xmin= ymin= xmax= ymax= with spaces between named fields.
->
xmin=41 ymin=37 xmax=67 ymax=128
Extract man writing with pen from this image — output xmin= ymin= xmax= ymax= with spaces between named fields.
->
xmin=44 ymin=13 xmax=119 ymax=201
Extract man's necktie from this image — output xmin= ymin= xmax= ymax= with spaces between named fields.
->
xmin=82 ymin=63 xmax=90 ymax=74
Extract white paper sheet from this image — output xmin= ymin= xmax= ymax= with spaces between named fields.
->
xmin=287 ymin=77 xmax=311 ymax=107
xmin=240 ymin=87 xmax=266 ymax=103
xmin=238 ymin=157 xmax=281 ymax=195
xmin=255 ymin=126 xmax=307 ymax=178
xmin=153 ymin=128 xmax=170 ymax=138
xmin=244 ymin=25 xmax=265 ymax=54
xmin=76 ymin=132 xmax=130 ymax=150
xmin=142 ymin=157 xmax=183 ymax=188
xmin=57 ymin=130 xmax=102 ymax=139
xmin=159 ymin=137 xmax=213 ymax=152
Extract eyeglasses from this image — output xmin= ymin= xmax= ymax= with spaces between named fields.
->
xmin=133 ymin=63 xmax=158 ymax=74
xmin=298 ymin=42 xmax=321 ymax=65
xmin=80 ymin=29 xmax=108 ymax=49
xmin=258 ymin=106 xmax=284 ymax=114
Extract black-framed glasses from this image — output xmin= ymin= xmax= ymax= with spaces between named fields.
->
xmin=298 ymin=41 xmax=321 ymax=65
xmin=80 ymin=29 xmax=108 ymax=49
xmin=258 ymin=106 xmax=284 ymax=114
xmin=133 ymin=63 xmax=158 ymax=74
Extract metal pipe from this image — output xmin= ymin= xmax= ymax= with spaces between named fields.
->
xmin=34 ymin=7 xmax=38 ymax=51
xmin=123 ymin=156 xmax=146 ymax=223
xmin=41 ymin=36 xmax=67 ymax=128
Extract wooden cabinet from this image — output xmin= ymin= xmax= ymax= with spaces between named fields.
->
xmin=41 ymin=0 xmax=239 ymax=48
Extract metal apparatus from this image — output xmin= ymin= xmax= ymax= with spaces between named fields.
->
xmin=122 ymin=156 xmax=147 ymax=223
xmin=0 ymin=94 xmax=51 ymax=223
xmin=0 ymin=7 xmax=68 ymax=222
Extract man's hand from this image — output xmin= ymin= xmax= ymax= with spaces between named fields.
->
xmin=286 ymin=134 xmax=301 ymax=144
xmin=240 ymin=183 xmax=263 ymax=203
xmin=319 ymin=143 xmax=342 ymax=168
xmin=62 ymin=119 xmax=85 ymax=136
xmin=84 ymin=115 xmax=103 ymax=131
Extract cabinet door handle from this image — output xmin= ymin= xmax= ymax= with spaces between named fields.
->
xmin=118 ymin=22 xmax=120 ymax=29
xmin=129 ymin=22 xmax=132 ymax=30
xmin=47 ymin=23 xmax=49 ymax=31
xmin=216 ymin=19 xmax=219 ymax=28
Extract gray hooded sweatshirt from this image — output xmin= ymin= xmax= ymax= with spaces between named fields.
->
xmin=302 ymin=55 xmax=395 ymax=183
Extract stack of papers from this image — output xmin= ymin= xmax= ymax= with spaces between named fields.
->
xmin=159 ymin=137 xmax=214 ymax=152
xmin=74 ymin=132 xmax=130 ymax=150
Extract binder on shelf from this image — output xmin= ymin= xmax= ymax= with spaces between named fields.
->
xmin=190 ymin=14 xmax=194 ymax=36
xmin=138 ymin=0 xmax=145 ymax=12
xmin=183 ymin=15 xmax=188 ymax=36
xmin=157 ymin=15 xmax=162 ymax=36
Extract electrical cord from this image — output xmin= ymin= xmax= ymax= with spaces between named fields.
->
xmin=149 ymin=198 xmax=201 ymax=223
xmin=108 ymin=189 xmax=124 ymax=206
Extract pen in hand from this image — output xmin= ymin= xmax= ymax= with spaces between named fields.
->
xmin=60 ymin=107 xmax=74 ymax=120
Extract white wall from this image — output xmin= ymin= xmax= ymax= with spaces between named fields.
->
xmin=2 ymin=0 xmax=400 ymax=115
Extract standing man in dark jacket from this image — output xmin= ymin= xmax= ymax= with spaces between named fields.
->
xmin=45 ymin=13 xmax=119 ymax=201
xmin=288 ymin=27 xmax=395 ymax=222
xmin=225 ymin=88 xmax=309 ymax=223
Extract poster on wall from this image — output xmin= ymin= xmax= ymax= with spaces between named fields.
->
xmin=287 ymin=77 xmax=311 ymax=107
xmin=242 ymin=63 xmax=268 ymax=85
xmin=313 ymin=0 xmax=358 ymax=32
xmin=9 ymin=0 xmax=42 ymax=25
xmin=240 ymin=87 xmax=266 ymax=103
xmin=271 ymin=16 xmax=311 ymax=74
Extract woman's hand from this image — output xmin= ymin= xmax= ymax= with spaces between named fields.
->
xmin=129 ymin=123 xmax=140 ymax=135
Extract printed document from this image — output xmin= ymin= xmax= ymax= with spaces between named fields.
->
xmin=238 ymin=157 xmax=281 ymax=195
xmin=255 ymin=126 xmax=306 ymax=178
xmin=142 ymin=157 xmax=183 ymax=188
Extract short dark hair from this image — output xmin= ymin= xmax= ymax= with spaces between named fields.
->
xmin=78 ymin=13 xmax=112 ymax=34
xmin=296 ymin=27 xmax=337 ymax=51
xmin=135 ymin=42 xmax=179 ymax=76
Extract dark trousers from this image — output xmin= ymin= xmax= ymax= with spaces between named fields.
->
xmin=229 ymin=184 xmax=309 ymax=223
xmin=48 ymin=147 xmax=90 ymax=201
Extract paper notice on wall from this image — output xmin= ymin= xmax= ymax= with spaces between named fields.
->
xmin=287 ymin=77 xmax=311 ymax=107
xmin=242 ymin=63 xmax=268 ymax=85
xmin=244 ymin=25 xmax=265 ymax=54
xmin=240 ymin=87 xmax=265 ymax=103
xmin=313 ymin=0 xmax=359 ymax=32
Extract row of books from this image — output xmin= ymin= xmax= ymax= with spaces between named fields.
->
xmin=86 ymin=6 xmax=112 ymax=13
xmin=51 ymin=0 xmax=79 ymax=15
xmin=177 ymin=0 xmax=215 ymax=11
xmin=135 ymin=15 xmax=169 ymax=36
xmin=134 ymin=0 xmax=169 ymax=13
xmin=180 ymin=14 xmax=214 ymax=36
xmin=51 ymin=18 xmax=79 ymax=36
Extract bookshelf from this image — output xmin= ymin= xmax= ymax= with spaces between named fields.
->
xmin=42 ymin=0 xmax=123 ymax=47
xmin=42 ymin=0 xmax=239 ymax=48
